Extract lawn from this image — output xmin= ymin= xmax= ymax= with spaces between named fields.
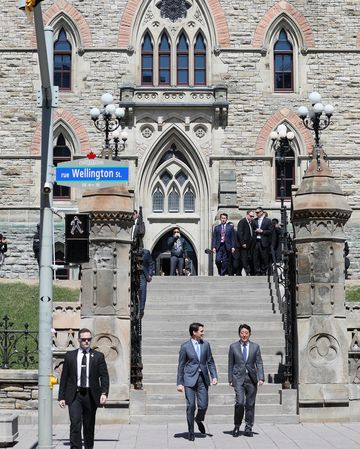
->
xmin=345 ymin=285 xmax=360 ymax=302
xmin=0 ymin=282 xmax=79 ymax=369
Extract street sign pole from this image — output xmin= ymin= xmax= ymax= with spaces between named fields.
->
xmin=33 ymin=6 xmax=56 ymax=448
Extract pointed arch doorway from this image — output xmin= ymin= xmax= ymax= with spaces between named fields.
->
xmin=136 ymin=129 xmax=211 ymax=275
xmin=152 ymin=229 xmax=197 ymax=276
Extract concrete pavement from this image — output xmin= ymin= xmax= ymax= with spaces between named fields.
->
xmin=16 ymin=422 xmax=360 ymax=449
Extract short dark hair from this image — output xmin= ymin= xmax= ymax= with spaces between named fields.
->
xmin=173 ymin=227 xmax=180 ymax=233
xmin=220 ymin=212 xmax=228 ymax=219
xmin=255 ymin=207 xmax=263 ymax=212
xmin=238 ymin=323 xmax=251 ymax=335
xmin=189 ymin=322 xmax=204 ymax=336
xmin=78 ymin=328 xmax=92 ymax=338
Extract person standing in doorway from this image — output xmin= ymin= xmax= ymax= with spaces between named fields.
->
xmin=228 ymin=323 xmax=264 ymax=438
xmin=168 ymin=226 xmax=187 ymax=276
xmin=177 ymin=322 xmax=218 ymax=441
xmin=58 ymin=328 xmax=109 ymax=449
xmin=212 ymin=213 xmax=235 ymax=276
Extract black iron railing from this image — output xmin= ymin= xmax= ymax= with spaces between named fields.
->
xmin=0 ymin=315 xmax=38 ymax=369
xmin=130 ymin=245 xmax=143 ymax=389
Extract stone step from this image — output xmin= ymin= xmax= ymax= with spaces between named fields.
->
xmin=141 ymin=342 xmax=285 ymax=353
xmin=146 ymin=392 xmax=280 ymax=405
xmin=130 ymin=414 xmax=299 ymax=424
xmin=143 ymin=362 xmax=280 ymax=375
xmin=142 ymin=354 xmax=282 ymax=364
xmin=144 ymin=403 xmax=283 ymax=415
xmin=142 ymin=329 xmax=284 ymax=338
xmin=143 ymin=372 xmax=281 ymax=383
xmin=142 ymin=383 xmax=282 ymax=395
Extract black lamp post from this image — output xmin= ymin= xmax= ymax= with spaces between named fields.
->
xmin=298 ymin=91 xmax=334 ymax=170
xmin=270 ymin=124 xmax=295 ymax=388
xmin=90 ymin=93 xmax=127 ymax=159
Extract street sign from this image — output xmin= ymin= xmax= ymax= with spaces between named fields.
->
xmin=56 ymin=158 xmax=129 ymax=189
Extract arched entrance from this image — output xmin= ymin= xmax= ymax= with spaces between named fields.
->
xmin=151 ymin=230 xmax=198 ymax=276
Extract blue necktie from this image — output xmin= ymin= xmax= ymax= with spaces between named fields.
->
xmin=243 ymin=344 xmax=247 ymax=361
xmin=196 ymin=342 xmax=201 ymax=360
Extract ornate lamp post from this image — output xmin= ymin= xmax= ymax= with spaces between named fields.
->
xmin=298 ymin=91 xmax=334 ymax=170
xmin=270 ymin=124 xmax=295 ymax=388
xmin=90 ymin=93 xmax=127 ymax=159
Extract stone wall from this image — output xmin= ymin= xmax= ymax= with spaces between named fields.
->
xmin=1 ymin=0 xmax=360 ymax=276
xmin=0 ymin=370 xmax=38 ymax=411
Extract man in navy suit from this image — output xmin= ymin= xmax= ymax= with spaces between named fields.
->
xmin=228 ymin=323 xmax=264 ymax=438
xmin=139 ymin=248 xmax=154 ymax=318
xmin=177 ymin=323 xmax=218 ymax=441
xmin=252 ymin=207 xmax=273 ymax=275
xmin=212 ymin=212 xmax=236 ymax=275
xmin=58 ymin=328 xmax=109 ymax=449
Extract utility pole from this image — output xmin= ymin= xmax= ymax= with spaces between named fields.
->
xmin=18 ymin=1 xmax=58 ymax=447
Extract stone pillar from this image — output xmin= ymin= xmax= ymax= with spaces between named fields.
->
xmin=78 ymin=186 xmax=133 ymax=423
xmin=292 ymin=153 xmax=352 ymax=421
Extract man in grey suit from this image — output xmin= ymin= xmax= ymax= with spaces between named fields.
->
xmin=228 ymin=323 xmax=264 ymax=437
xmin=177 ymin=322 xmax=218 ymax=441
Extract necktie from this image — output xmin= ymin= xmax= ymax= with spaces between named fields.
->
xmin=242 ymin=344 xmax=247 ymax=361
xmin=221 ymin=224 xmax=225 ymax=242
xmin=80 ymin=350 xmax=87 ymax=387
xmin=196 ymin=342 xmax=201 ymax=360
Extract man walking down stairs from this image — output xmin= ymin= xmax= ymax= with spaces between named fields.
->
xmin=131 ymin=276 xmax=298 ymax=428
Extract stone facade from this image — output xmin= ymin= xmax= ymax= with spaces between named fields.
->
xmin=0 ymin=0 xmax=360 ymax=277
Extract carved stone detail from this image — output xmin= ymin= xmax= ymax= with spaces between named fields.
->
xmin=160 ymin=0 xmax=187 ymax=22
xmin=93 ymin=333 xmax=120 ymax=362
xmin=308 ymin=333 xmax=339 ymax=367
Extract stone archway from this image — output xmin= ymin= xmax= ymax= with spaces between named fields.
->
xmin=151 ymin=229 xmax=198 ymax=276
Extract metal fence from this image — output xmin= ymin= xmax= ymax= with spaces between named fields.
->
xmin=0 ymin=315 xmax=38 ymax=369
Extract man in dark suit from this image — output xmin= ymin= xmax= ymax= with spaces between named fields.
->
xmin=237 ymin=210 xmax=255 ymax=276
xmin=212 ymin=212 xmax=235 ymax=276
xmin=58 ymin=328 xmax=109 ymax=449
xmin=177 ymin=322 xmax=218 ymax=441
xmin=139 ymin=248 xmax=154 ymax=317
xmin=228 ymin=323 xmax=264 ymax=438
xmin=252 ymin=207 xmax=273 ymax=275
xmin=168 ymin=226 xmax=187 ymax=276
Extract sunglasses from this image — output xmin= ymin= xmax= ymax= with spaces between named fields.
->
xmin=249 ymin=215 xmax=255 ymax=218
xmin=255 ymin=211 xmax=261 ymax=214
xmin=80 ymin=338 xmax=92 ymax=342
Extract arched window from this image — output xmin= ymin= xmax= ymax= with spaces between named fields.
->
xmin=152 ymin=188 xmax=164 ymax=212
xmin=159 ymin=33 xmax=171 ymax=85
xmin=168 ymin=188 xmax=180 ymax=212
xmin=53 ymin=134 xmax=71 ymax=200
xmin=177 ymin=33 xmax=189 ymax=85
xmin=54 ymin=28 xmax=72 ymax=90
xmin=184 ymin=188 xmax=195 ymax=212
xmin=194 ymin=34 xmax=206 ymax=85
xmin=141 ymin=32 xmax=153 ymax=85
xmin=275 ymin=147 xmax=295 ymax=199
xmin=274 ymin=29 xmax=293 ymax=91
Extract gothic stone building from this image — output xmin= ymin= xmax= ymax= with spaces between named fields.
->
xmin=1 ymin=0 xmax=360 ymax=278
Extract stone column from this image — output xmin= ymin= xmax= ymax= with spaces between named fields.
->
xmin=78 ymin=186 xmax=133 ymax=423
xmin=292 ymin=152 xmax=352 ymax=421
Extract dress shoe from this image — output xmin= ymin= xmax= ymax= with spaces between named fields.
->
xmin=195 ymin=419 xmax=206 ymax=434
xmin=188 ymin=432 xmax=195 ymax=441
xmin=244 ymin=427 xmax=253 ymax=437
xmin=232 ymin=426 xmax=240 ymax=437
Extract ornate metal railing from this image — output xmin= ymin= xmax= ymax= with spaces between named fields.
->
xmin=270 ymin=209 xmax=296 ymax=388
xmin=130 ymin=242 xmax=143 ymax=389
xmin=0 ymin=315 xmax=38 ymax=369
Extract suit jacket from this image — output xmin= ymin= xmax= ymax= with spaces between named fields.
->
xmin=177 ymin=339 xmax=218 ymax=388
xmin=58 ymin=348 xmax=109 ymax=406
xmin=228 ymin=340 xmax=264 ymax=385
xmin=168 ymin=236 xmax=187 ymax=258
xmin=237 ymin=218 xmax=254 ymax=249
xmin=252 ymin=216 xmax=273 ymax=248
xmin=212 ymin=223 xmax=235 ymax=251
xmin=142 ymin=249 xmax=154 ymax=280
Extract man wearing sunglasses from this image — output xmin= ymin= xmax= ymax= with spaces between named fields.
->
xmin=58 ymin=328 xmax=109 ymax=449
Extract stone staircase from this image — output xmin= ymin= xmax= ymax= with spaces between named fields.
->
xmin=130 ymin=276 xmax=298 ymax=424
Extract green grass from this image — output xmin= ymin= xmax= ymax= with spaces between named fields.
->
xmin=0 ymin=282 xmax=79 ymax=369
xmin=345 ymin=285 xmax=360 ymax=302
